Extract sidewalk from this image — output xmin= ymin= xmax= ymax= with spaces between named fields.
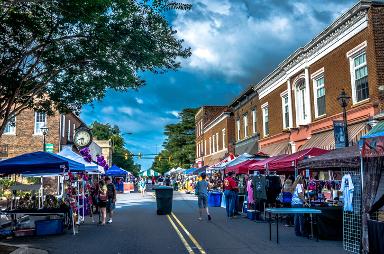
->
xmin=0 ymin=243 xmax=48 ymax=254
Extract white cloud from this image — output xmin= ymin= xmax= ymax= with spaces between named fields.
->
xmin=117 ymin=107 xmax=134 ymax=116
xmin=101 ymin=106 xmax=114 ymax=114
xmin=166 ymin=110 xmax=180 ymax=118
xmin=135 ymin=97 xmax=144 ymax=104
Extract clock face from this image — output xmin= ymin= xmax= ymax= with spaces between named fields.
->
xmin=74 ymin=129 xmax=92 ymax=147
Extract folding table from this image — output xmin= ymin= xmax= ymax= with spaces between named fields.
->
xmin=265 ymin=208 xmax=322 ymax=244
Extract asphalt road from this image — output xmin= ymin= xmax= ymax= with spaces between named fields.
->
xmin=1 ymin=191 xmax=345 ymax=254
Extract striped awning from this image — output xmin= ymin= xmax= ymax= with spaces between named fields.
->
xmin=299 ymin=121 xmax=369 ymax=151
xmin=259 ymin=141 xmax=291 ymax=156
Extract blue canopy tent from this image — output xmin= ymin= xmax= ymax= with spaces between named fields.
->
xmin=193 ymin=166 xmax=208 ymax=175
xmin=104 ymin=164 xmax=129 ymax=176
xmin=184 ymin=167 xmax=198 ymax=175
xmin=0 ymin=151 xmax=85 ymax=175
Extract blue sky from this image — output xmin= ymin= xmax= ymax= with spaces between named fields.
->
xmin=81 ymin=0 xmax=356 ymax=170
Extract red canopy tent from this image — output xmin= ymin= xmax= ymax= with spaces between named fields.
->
xmin=268 ymin=148 xmax=329 ymax=171
xmin=247 ymin=154 xmax=289 ymax=172
xmin=225 ymin=159 xmax=258 ymax=174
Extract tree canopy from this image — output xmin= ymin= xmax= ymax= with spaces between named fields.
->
xmin=91 ymin=121 xmax=140 ymax=175
xmin=151 ymin=108 xmax=197 ymax=172
xmin=0 ymin=0 xmax=191 ymax=135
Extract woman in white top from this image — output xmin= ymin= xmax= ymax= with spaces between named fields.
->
xmin=291 ymin=176 xmax=308 ymax=237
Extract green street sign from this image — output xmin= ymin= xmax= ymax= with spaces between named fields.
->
xmin=45 ymin=143 xmax=54 ymax=153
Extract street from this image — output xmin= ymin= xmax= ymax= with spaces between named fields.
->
xmin=1 ymin=191 xmax=344 ymax=254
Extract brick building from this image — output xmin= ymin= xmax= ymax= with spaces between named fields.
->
xmin=195 ymin=106 xmax=235 ymax=167
xmin=0 ymin=109 xmax=85 ymax=159
xmin=241 ymin=1 xmax=384 ymax=155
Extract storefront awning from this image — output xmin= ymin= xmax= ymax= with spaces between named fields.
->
xmin=259 ymin=141 xmax=290 ymax=156
xmin=268 ymin=148 xmax=329 ymax=171
xmin=299 ymin=121 xmax=368 ymax=151
xmin=235 ymin=136 xmax=258 ymax=155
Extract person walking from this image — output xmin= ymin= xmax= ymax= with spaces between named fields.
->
xmin=291 ymin=175 xmax=308 ymax=236
xmin=139 ymin=178 xmax=146 ymax=197
xmin=98 ymin=180 xmax=108 ymax=225
xmin=224 ymin=172 xmax=238 ymax=218
xmin=105 ymin=177 xmax=116 ymax=224
xmin=195 ymin=172 xmax=212 ymax=221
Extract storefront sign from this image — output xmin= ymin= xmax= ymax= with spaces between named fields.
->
xmin=333 ymin=120 xmax=346 ymax=149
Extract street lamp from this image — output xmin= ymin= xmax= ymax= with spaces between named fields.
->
xmin=41 ymin=126 xmax=49 ymax=152
xmin=337 ymin=89 xmax=351 ymax=147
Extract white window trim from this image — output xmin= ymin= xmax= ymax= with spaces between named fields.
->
xmin=252 ymin=109 xmax=257 ymax=134
xmin=204 ymin=140 xmax=207 ymax=156
xmin=3 ymin=116 xmax=16 ymax=135
xmin=347 ymin=41 xmax=368 ymax=105
xmin=236 ymin=119 xmax=241 ymax=141
xmin=243 ymin=114 xmax=248 ymax=138
xmin=280 ymin=90 xmax=290 ymax=129
xmin=62 ymin=115 xmax=65 ymax=138
xmin=262 ymin=103 xmax=269 ymax=137
xmin=209 ymin=137 xmax=211 ymax=155
xmin=216 ymin=133 xmax=219 ymax=152
xmin=312 ymin=70 xmax=326 ymax=118
xmin=34 ymin=112 xmax=47 ymax=135
xmin=222 ymin=129 xmax=226 ymax=149
xmin=67 ymin=119 xmax=71 ymax=141
xmin=294 ymin=73 xmax=311 ymax=126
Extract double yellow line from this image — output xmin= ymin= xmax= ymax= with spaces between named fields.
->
xmin=167 ymin=212 xmax=206 ymax=254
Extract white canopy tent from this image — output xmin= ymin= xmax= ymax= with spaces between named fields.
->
xmin=58 ymin=147 xmax=105 ymax=174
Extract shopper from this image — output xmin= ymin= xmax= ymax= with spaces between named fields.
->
xmin=105 ymin=177 xmax=116 ymax=224
xmin=195 ymin=172 xmax=212 ymax=221
xmin=139 ymin=178 xmax=146 ymax=197
xmin=291 ymin=176 xmax=307 ymax=236
xmin=282 ymin=177 xmax=294 ymax=226
xmin=98 ymin=180 xmax=108 ymax=225
xmin=224 ymin=172 xmax=238 ymax=218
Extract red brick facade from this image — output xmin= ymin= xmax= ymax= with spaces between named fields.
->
xmin=0 ymin=109 xmax=84 ymax=159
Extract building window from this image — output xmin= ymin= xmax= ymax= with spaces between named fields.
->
xmin=222 ymin=129 xmax=226 ymax=149
xmin=200 ymin=121 xmax=203 ymax=135
xmin=209 ymin=137 xmax=211 ymax=155
xmin=34 ymin=112 xmax=46 ymax=135
xmin=243 ymin=114 xmax=248 ymax=138
xmin=295 ymin=79 xmax=307 ymax=125
xmin=314 ymin=76 xmax=326 ymax=117
xmin=353 ymin=52 xmax=369 ymax=102
xmin=216 ymin=133 xmax=219 ymax=152
xmin=252 ymin=109 xmax=257 ymax=134
xmin=67 ymin=119 xmax=71 ymax=141
xmin=62 ymin=115 xmax=65 ymax=137
xmin=3 ymin=116 xmax=16 ymax=134
xmin=204 ymin=140 xmax=207 ymax=156
xmin=262 ymin=104 xmax=269 ymax=137
xmin=236 ymin=119 xmax=240 ymax=141
xmin=281 ymin=92 xmax=290 ymax=129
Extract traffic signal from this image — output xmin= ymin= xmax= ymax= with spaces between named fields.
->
xmin=168 ymin=155 xmax=172 ymax=162
xmin=158 ymin=156 xmax=162 ymax=161
xmin=124 ymin=153 xmax=128 ymax=160
xmin=138 ymin=152 xmax=142 ymax=159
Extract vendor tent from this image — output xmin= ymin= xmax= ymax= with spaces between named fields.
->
xmin=268 ymin=148 xmax=329 ymax=171
xmin=298 ymin=146 xmax=360 ymax=170
xmin=105 ymin=164 xmax=129 ymax=176
xmin=0 ymin=151 xmax=85 ymax=175
xmin=139 ymin=169 xmax=160 ymax=177
xmin=193 ymin=166 xmax=208 ymax=175
xmin=248 ymin=154 xmax=288 ymax=171
xmin=184 ymin=167 xmax=198 ymax=175
xmin=225 ymin=159 xmax=258 ymax=174
xmin=58 ymin=147 xmax=104 ymax=174
xmin=209 ymin=153 xmax=236 ymax=170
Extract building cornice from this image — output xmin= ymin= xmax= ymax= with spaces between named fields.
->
xmin=203 ymin=112 xmax=231 ymax=133
xmin=255 ymin=1 xmax=371 ymax=98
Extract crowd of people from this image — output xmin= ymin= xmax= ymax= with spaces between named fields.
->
xmin=90 ymin=176 xmax=116 ymax=225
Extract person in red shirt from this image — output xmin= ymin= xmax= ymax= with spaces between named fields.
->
xmin=224 ymin=172 xmax=238 ymax=218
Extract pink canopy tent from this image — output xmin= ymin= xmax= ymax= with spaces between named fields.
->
xmin=225 ymin=159 xmax=259 ymax=174
xmin=247 ymin=154 xmax=289 ymax=172
xmin=268 ymin=148 xmax=329 ymax=171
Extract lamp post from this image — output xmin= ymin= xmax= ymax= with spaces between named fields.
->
xmin=41 ymin=126 xmax=49 ymax=152
xmin=337 ymin=89 xmax=351 ymax=147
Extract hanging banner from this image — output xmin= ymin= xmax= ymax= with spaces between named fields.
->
xmin=333 ymin=120 xmax=346 ymax=149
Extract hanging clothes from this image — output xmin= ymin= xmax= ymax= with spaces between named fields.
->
xmin=247 ymin=179 xmax=254 ymax=204
xmin=341 ymin=174 xmax=354 ymax=212
xmin=266 ymin=175 xmax=282 ymax=204
xmin=253 ymin=175 xmax=267 ymax=200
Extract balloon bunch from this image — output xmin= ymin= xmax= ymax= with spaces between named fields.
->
xmin=97 ymin=154 xmax=109 ymax=171
xmin=79 ymin=147 xmax=92 ymax=163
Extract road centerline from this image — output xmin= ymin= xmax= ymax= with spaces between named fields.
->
xmin=171 ymin=212 xmax=207 ymax=254
xmin=166 ymin=214 xmax=195 ymax=254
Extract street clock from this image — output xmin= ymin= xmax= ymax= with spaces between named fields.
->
xmin=74 ymin=127 xmax=93 ymax=148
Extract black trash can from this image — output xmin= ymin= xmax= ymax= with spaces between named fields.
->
xmin=154 ymin=186 xmax=173 ymax=215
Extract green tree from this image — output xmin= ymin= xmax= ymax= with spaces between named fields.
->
xmin=90 ymin=121 xmax=139 ymax=175
xmin=0 ymin=0 xmax=191 ymax=135
xmin=152 ymin=149 xmax=172 ymax=175
xmin=151 ymin=108 xmax=197 ymax=171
